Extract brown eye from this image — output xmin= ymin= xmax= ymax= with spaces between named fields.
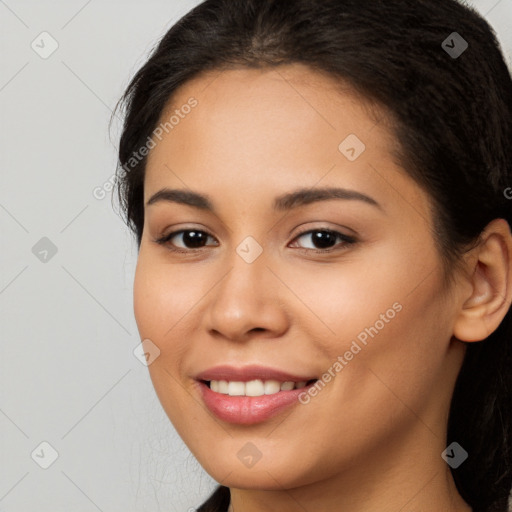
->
xmin=155 ymin=229 xmax=219 ymax=251
xmin=290 ymin=229 xmax=356 ymax=251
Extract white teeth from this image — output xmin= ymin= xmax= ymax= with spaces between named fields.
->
xmin=218 ymin=380 xmax=229 ymax=394
xmin=264 ymin=380 xmax=281 ymax=395
xmin=228 ymin=381 xmax=245 ymax=396
xmin=208 ymin=379 xmax=312 ymax=396
xmin=245 ymin=379 xmax=265 ymax=396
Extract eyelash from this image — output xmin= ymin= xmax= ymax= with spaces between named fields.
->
xmin=153 ymin=227 xmax=357 ymax=254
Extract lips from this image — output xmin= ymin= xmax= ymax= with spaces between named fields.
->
xmin=194 ymin=365 xmax=319 ymax=424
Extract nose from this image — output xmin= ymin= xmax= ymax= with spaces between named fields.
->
xmin=204 ymin=249 xmax=289 ymax=342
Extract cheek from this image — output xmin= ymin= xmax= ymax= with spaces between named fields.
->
xmin=133 ymin=259 xmax=167 ymax=341
xmin=132 ymin=253 xmax=195 ymax=402
xmin=286 ymin=241 xmax=450 ymax=396
xmin=275 ymin=249 xmax=429 ymax=348
xmin=133 ymin=250 xmax=203 ymax=342
xmin=332 ymin=272 xmax=450 ymax=425
xmin=132 ymin=253 xmax=200 ymax=418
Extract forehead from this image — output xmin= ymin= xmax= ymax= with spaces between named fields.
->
xmin=144 ymin=64 xmax=430 ymax=220
xmin=153 ymin=64 xmax=390 ymax=148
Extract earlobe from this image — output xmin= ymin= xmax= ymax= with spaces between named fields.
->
xmin=453 ymin=218 xmax=512 ymax=343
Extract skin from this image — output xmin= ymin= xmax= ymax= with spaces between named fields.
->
xmin=133 ymin=64 xmax=512 ymax=512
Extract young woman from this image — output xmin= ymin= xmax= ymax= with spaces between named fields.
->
xmin=113 ymin=1 xmax=512 ymax=510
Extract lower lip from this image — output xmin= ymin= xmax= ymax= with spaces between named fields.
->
xmin=197 ymin=380 xmax=315 ymax=425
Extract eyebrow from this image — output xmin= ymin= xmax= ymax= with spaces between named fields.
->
xmin=146 ymin=187 xmax=383 ymax=212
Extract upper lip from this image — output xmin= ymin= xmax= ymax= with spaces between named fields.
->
xmin=195 ymin=365 xmax=318 ymax=383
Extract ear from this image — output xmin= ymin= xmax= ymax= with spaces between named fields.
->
xmin=453 ymin=218 xmax=512 ymax=342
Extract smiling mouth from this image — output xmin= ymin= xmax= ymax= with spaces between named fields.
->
xmin=202 ymin=378 xmax=318 ymax=397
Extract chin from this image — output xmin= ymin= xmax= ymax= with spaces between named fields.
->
xmin=193 ymin=447 xmax=320 ymax=491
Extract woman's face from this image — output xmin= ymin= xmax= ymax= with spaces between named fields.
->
xmin=134 ymin=64 xmax=466 ymax=489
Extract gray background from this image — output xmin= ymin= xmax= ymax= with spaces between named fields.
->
xmin=1 ymin=1 xmax=511 ymax=511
